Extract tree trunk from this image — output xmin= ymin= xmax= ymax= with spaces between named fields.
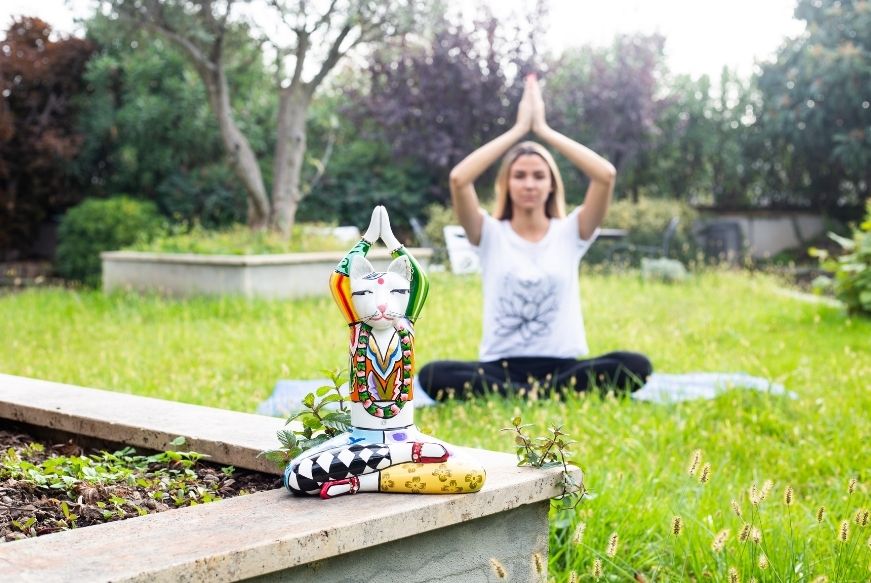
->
xmin=201 ymin=66 xmax=271 ymax=229
xmin=271 ymin=84 xmax=311 ymax=237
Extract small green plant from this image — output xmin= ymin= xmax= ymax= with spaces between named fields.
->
xmin=0 ymin=438 xmax=216 ymax=509
xmin=811 ymin=198 xmax=871 ymax=316
xmin=259 ymin=367 xmax=351 ymax=468
xmin=502 ymin=416 xmax=585 ymax=510
xmin=55 ymin=196 xmax=165 ymax=286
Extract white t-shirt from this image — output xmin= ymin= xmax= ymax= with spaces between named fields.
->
xmin=474 ymin=207 xmax=598 ymax=361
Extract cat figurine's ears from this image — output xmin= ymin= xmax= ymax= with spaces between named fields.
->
xmin=350 ymin=255 xmax=375 ymax=279
xmin=349 ymin=255 xmax=412 ymax=282
xmin=387 ymin=255 xmax=412 ymax=282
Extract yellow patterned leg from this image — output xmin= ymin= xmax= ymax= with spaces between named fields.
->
xmin=379 ymin=460 xmax=486 ymax=494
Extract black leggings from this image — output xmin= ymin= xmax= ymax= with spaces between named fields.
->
xmin=417 ymin=352 xmax=653 ymax=400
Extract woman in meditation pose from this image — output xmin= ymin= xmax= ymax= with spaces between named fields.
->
xmin=284 ymin=206 xmax=485 ymax=499
xmin=418 ymin=75 xmax=653 ymax=398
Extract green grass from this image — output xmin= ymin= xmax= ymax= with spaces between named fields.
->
xmin=1 ymin=270 xmax=869 ymax=581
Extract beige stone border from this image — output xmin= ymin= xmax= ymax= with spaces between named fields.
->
xmin=0 ymin=374 xmax=580 ymax=582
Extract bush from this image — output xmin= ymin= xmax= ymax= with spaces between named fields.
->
xmin=585 ymin=197 xmax=700 ymax=266
xmin=812 ymin=199 xmax=871 ymax=316
xmin=422 ymin=204 xmax=456 ymax=251
xmin=128 ymin=223 xmax=349 ymax=255
xmin=55 ymin=196 xmax=164 ymax=286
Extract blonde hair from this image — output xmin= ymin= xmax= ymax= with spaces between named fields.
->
xmin=492 ymin=141 xmax=566 ymax=220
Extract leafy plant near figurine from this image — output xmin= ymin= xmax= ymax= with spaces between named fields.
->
xmin=259 ymin=368 xmax=351 ymax=466
xmin=502 ymin=417 xmax=585 ymax=510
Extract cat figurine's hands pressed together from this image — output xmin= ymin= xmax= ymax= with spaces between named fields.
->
xmin=283 ymin=206 xmax=486 ymax=499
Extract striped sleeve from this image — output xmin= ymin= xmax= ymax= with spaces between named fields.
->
xmin=330 ymin=239 xmax=372 ymax=324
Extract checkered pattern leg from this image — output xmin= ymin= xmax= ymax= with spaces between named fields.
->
xmin=285 ymin=444 xmax=393 ymax=495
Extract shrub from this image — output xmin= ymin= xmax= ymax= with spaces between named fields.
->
xmin=128 ymin=222 xmax=349 ymax=255
xmin=422 ymin=203 xmax=456 ymax=252
xmin=55 ymin=196 xmax=164 ymax=286
xmin=812 ymin=199 xmax=871 ymax=316
xmin=568 ymin=198 xmax=699 ymax=266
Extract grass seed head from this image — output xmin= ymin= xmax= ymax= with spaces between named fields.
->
xmin=817 ymin=505 xmax=826 ymax=523
xmin=854 ymin=508 xmax=868 ymax=526
xmin=839 ymin=520 xmax=850 ymax=543
xmin=751 ymin=527 xmax=761 ymax=544
xmin=711 ymin=529 xmax=730 ymax=552
xmin=739 ymin=522 xmax=752 ymax=542
xmin=489 ymin=558 xmax=507 ymax=579
xmin=760 ymin=479 xmax=773 ymax=501
xmin=592 ymin=558 xmax=603 ymax=580
xmin=606 ymin=532 xmax=619 ymax=557
xmin=532 ymin=552 xmax=544 ymax=575
xmin=811 ymin=576 xmax=829 ymax=583
xmin=731 ymin=499 xmax=742 ymax=518
xmin=728 ymin=566 xmax=740 ymax=583
xmin=672 ymin=515 xmax=683 ymax=536
xmin=784 ymin=484 xmax=794 ymax=506
xmin=758 ymin=554 xmax=769 ymax=570
xmin=848 ymin=478 xmax=857 ymax=494
xmin=572 ymin=522 xmax=586 ymax=545
xmin=569 ymin=570 xmax=578 ymax=583
xmin=688 ymin=449 xmax=702 ymax=476
xmin=699 ymin=463 xmax=711 ymax=484
xmin=750 ymin=484 xmax=761 ymax=506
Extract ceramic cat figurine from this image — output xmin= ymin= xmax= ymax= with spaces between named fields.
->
xmin=283 ymin=206 xmax=486 ymax=499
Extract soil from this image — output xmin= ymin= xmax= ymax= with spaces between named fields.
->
xmin=0 ymin=427 xmax=283 ymax=542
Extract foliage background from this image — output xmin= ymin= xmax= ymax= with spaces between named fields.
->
xmin=2 ymin=1 xmax=868 ymax=259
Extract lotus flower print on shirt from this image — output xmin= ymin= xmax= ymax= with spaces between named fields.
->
xmin=494 ymin=274 xmax=557 ymax=343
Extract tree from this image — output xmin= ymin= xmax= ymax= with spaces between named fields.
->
xmin=349 ymin=6 xmax=540 ymax=206
xmin=546 ymin=34 xmax=668 ymax=203
xmin=0 ymin=17 xmax=95 ymax=258
xmin=72 ymin=13 xmax=275 ymax=227
xmin=752 ymin=0 xmax=870 ymax=217
xmin=101 ymin=0 xmax=421 ymax=235
xmin=646 ymin=69 xmax=760 ymax=207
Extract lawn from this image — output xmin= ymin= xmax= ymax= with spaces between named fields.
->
xmin=1 ymin=270 xmax=869 ymax=581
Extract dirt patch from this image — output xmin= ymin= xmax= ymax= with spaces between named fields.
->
xmin=0 ymin=427 xmax=282 ymax=542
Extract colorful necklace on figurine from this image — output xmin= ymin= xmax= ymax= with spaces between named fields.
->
xmin=353 ymin=322 xmax=412 ymax=419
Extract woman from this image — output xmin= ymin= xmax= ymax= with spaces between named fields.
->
xmin=418 ymin=75 xmax=652 ymax=398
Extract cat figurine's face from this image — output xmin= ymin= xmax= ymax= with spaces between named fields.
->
xmin=349 ymin=255 xmax=412 ymax=330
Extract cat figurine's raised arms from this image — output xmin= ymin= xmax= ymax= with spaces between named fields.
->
xmin=283 ymin=206 xmax=486 ymax=499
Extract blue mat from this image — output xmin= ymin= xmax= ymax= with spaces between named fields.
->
xmin=630 ymin=372 xmax=793 ymax=403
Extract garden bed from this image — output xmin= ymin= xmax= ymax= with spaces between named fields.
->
xmin=0 ymin=424 xmax=280 ymax=542
xmin=0 ymin=374 xmax=572 ymax=582
xmin=101 ymin=248 xmax=433 ymax=299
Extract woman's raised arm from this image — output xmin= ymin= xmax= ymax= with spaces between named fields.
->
xmin=529 ymin=77 xmax=616 ymax=240
xmin=449 ymin=77 xmax=536 ymax=245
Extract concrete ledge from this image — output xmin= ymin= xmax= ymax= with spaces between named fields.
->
xmin=0 ymin=374 xmax=285 ymax=474
xmin=101 ymin=248 xmax=433 ymax=299
xmin=0 ymin=374 xmax=580 ymax=582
